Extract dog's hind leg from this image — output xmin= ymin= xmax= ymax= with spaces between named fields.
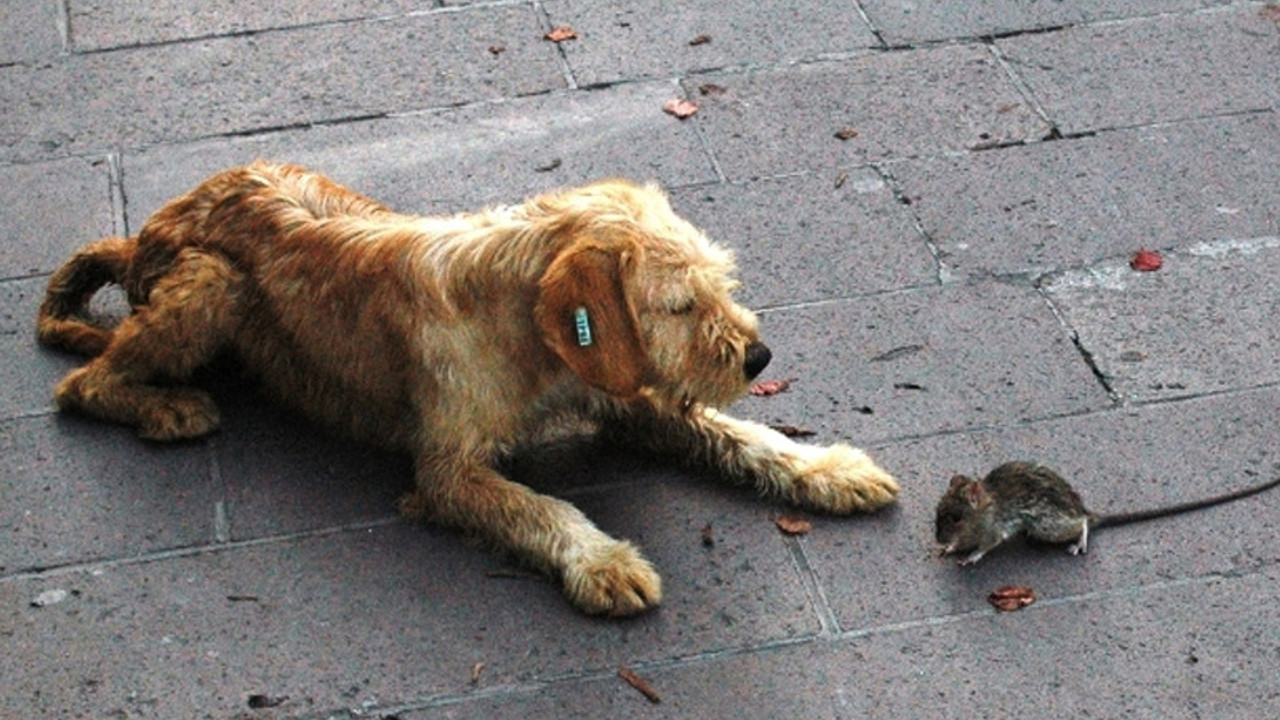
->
xmin=53 ymin=248 xmax=242 ymax=441
xmin=399 ymin=456 xmax=662 ymax=616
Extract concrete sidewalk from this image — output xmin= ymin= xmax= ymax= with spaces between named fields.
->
xmin=3 ymin=1 xmax=1279 ymax=718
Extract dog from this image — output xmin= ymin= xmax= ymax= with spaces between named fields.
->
xmin=37 ymin=161 xmax=899 ymax=616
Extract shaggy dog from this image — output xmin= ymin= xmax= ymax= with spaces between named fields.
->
xmin=38 ymin=161 xmax=898 ymax=615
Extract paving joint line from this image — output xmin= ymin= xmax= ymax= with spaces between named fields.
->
xmin=0 ymin=516 xmax=403 ymax=585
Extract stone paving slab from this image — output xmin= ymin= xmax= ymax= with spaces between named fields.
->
xmin=891 ymin=112 xmax=1280 ymax=281
xmin=858 ymin=0 xmax=1225 ymax=45
xmin=808 ymin=385 xmax=1280 ymax=631
xmin=543 ymin=0 xmax=879 ymax=86
xmin=66 ymin=0 xmax=424 ymax=51
xmin=121 ymin=80 xmax=714 ymax=226
xmin=732 ymin=280 xmax=1109 ymax=446
xmin=1 ymin=278 xmax=88 ymax=419
xmin=0 ymin=4 xmax=564 ymax=163
xmin=685 ymin=44 xmax=1050 ymax=181
xmin=211 ymin=382 xmax=414 ymax=541
xmin=669 ymin=169 xmax=937 ymax=309
xmin=1042 ymin=238 xmax=1280 ymax=403
xmin=0 ymin=471 xmax=820 ymax=719
xmin=0 ymin=0 xmax=63 ymax=64
xmin=0 ymin=155 xmax=117 ymax=279
xmin=424 ymin=565 xmax=1280 ymax=719
xmin=0 ymin=412 xmax=218 ymax=574
xmin=997 ymin=5 xmax=1280 ymax=134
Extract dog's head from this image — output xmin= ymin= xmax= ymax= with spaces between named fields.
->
xmin=534 ymin=181 xmax=770 ymax=411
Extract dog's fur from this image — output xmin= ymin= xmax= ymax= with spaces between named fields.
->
xmin=37 ymin=161 xmax=898 ymax=616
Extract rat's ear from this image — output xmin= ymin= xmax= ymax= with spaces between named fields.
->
xmin=534 ymin=243 xmax=651 ymax=398
xmin=964 ymin=480 xmax=985 ymax=508
xmin=948 ymin=474 xmax=970 ymax=490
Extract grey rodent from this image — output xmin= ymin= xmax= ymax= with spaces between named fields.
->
xmin=935 ymin=461 xmax=1280 ymax=565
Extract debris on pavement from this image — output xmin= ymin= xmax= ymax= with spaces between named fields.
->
xmin=750 ymin=377 xmax=796 ymax=396
xmin=774 ymin=512 xmax=813 ymax=536
xmin=618 ymin=666 xmax=661 ymax=704
xmin=662 ymin=98 xmax=699 ymax=119
xmin=988 ymin=585 xmax=1036 ymax=612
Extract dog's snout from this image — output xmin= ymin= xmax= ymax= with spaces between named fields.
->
xmin=743 ymin=341 xmax=772 ymax=380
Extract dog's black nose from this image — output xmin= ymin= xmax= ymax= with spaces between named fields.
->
xmin=743 ymin=341 xmax=772 ymax=380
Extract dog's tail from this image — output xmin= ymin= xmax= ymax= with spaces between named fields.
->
xmin=37 ymin=236 xmax=137 ymax=357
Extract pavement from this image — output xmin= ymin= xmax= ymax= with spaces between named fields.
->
xmin=3 ymin=1 xmax=1280 ymax=718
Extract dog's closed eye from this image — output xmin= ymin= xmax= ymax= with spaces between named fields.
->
xmin=669 ymin=298 xmax=696 ymax=315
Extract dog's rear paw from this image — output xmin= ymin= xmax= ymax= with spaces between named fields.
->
xmin=138 ymin=389 xmax=221 ymax=440
xmin=787 ymin=444 xmax=899 ymax=514
xmin=564 ymin=541 xmax=662 ymax=617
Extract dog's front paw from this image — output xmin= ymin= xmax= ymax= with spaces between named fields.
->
xmin=786 ymin=444 xmax=899 ymax=514
xmin=138 ymin=389 xmax=221 ymax=441
xmin=563 ymin=540 xmax=662 ymax=617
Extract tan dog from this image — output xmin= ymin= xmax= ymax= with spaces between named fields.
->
xmin=38 ymin=161 xmax=898 ymax=616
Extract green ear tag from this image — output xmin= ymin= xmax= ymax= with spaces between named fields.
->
xmin=574 ymin=306 xmax=593 ymax=347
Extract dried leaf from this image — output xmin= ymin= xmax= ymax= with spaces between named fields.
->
xmin=769 ymin=424 xmax=816 ymax=438
xmin=247 ymin=695 xmax=288 ymax=710
xmin=544 ymin=26 xmax=578 ymax=42
xmin=988 ymin=585 xmax=1036 ymax=612
xmin=534 ymin=158 xmax=562 ymax=173
xmin=618 ymin=667 xmax=661 ymax=704
xmin=834 ymin=127 xmax=860 ymax=140
xmin=662 ymin=98 xmax=699 ymax=119
xmin=1130 ymin=249 xmax=1163 ymax=272
xmin=1262 ymin=4 xmax=1280 ymax=23
xmin=689 ymin=34 xmax=712 ymax=46
xmin=488 ymin=45 xmax=506 ymax=56
xmin=834 ymin=171 xmax=848 ymax=189
xmin=750 ymin=377 xmax=796 ymax=396
xmin=698 ymin=83 xmax=728 ymax=96
xmin=774 ymin=512 xmax=812 ymax=536
xmin=470 ymin=662 xmax=486 ymax=685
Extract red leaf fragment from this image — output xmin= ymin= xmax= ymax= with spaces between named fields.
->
xmin=750 ymin=377 xmax=796 ymax=396
xmin=662 ymin=98 xmax=699 ymax=119
xmin=988 ymin=585 xmax=1036 ymax=612
xmin=618 ymin=667 xmax=661 ymax=704
xmin=774 ymin=512 xmax=812 ymax=536
xmin=1130 ymin=249 xmax=1163 ymax=272
xmin=544 ymin=26 xmax=578 ymax=42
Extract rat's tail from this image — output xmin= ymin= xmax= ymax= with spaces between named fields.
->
xmin=1094 ymin=475 xmax=1280 ymax=529
xmin=37 ymin=236 xmax=137 ymax=357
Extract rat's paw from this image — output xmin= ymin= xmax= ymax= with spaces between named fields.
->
xmin=564 ymin=540 xmax=662 ymax=617
xmin=785 ymin=443 xmax=899 ymax=514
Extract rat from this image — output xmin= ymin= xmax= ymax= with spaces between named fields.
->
xmin=934 ymin=460 xmax=1280 ymax=565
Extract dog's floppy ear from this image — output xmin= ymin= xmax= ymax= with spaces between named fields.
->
xmin=535 ymin=244 xmax=651 ymax=398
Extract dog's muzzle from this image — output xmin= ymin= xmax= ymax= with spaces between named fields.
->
xmin=743 ymin=341 xmax=772 ymax=380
